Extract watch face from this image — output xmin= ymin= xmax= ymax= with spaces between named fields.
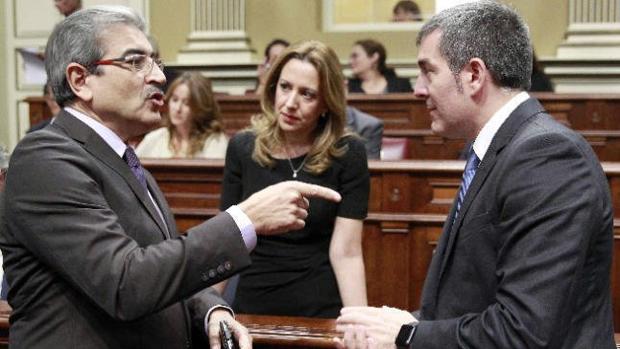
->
xmin=395 ymin=323 xmax=417 ymax=348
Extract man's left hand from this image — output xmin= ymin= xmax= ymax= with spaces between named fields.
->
xmin=207 ymin=309 xmax=252 ymax=349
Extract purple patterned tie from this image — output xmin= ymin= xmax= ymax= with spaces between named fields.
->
xmin=123 ymin=147 xmax=148 ymax=192
xmin=454 ymin=150 xmax=480 ymax=219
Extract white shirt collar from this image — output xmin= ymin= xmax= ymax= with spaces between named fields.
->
xmin=64 ymin=107 xmax=128 ymax=158
xmin=472 ymin=91 xmax=529 ymax=161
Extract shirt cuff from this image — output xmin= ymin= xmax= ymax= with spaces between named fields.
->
xmin=204 ymin=305 xmax=235 ymax=336
xmin=226 ymin=205 xmax=257 ymax=251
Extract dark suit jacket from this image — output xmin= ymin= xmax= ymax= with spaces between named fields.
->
xmin=0 ymin=110 xmax=251 ymax=349
xmin=345 ymin=106 xmax=384 ymax=160
xmin=413 ymin=98 xmax=615 ymax=348
xmin=347 ymin=74 xmax=413 ymax=94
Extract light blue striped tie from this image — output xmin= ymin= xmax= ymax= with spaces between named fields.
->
xmin=454 ymin=150 xmax=480 ymax=219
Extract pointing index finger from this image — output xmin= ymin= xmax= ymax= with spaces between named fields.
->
xmin=294 ymin=182 xmax=341 ymax=202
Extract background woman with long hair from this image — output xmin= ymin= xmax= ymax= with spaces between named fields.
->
xmin=136 ymin=72 xmax=228 ymax=158
xmin=348 ymin=39 xmax=413 ymax=94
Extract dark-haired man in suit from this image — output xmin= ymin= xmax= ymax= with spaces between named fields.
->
xmin=336 ymin=1 xmax=615 ymax=348
xmin=0 ymin=5 xmax=341 ymax=349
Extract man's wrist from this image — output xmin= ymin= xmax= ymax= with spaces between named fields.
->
xmin=225 ymin=205 xmax=257 ymax=251
xmin=395 ymin=322 xmax=418 ymax=348
xmin=204 ymin=305 xmax=235 ymax=335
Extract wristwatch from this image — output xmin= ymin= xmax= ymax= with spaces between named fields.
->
xmin=395 ymin=322 xmax=418 ymax=348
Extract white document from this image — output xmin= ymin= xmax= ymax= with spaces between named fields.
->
xmin=18 ymin=47 xmax=47 ymax=85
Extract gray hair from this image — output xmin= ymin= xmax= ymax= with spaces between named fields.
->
xmin=416 ymin=0 xmax=532 ymax=90
xmin=44 ymin=5 xmax=146 ymax=107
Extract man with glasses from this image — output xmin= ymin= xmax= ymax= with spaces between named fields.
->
xmin=0 ymin=6 xmax=341 ymax=349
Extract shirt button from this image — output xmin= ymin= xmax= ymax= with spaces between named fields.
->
xmin=208 ymin=269 xmax=217 ymax=278
xmin=217 ymin=265 xmax=225 ymax=274
xmin=224 ymin=261 xmax=232 ymax=270
xmin=201 ymin=273 xmax=209 ymax=281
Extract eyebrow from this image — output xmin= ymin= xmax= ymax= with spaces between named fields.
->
xmin=279 ymin=78 xmax=318 ymax=93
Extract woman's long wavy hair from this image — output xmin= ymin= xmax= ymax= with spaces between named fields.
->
xmin=251 ymin=40 xmax=351 ymax=174
xmin=163 ymin=72 xmax=223 ymax=157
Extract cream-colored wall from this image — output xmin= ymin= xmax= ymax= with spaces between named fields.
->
xmin=247 ymin=0 xmax=419 ymax=63
xmin=0 ymin=3 xmax=7 ymax=149
xmin=151 ymin=0 xmax=568 ymax=65
xmin=150 ymin=0 xmax=190 ymax=63
xmin=510 ymin=0 xmax=568 ymax=57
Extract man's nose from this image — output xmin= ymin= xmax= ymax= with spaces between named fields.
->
xmin=146 ymin=63 xmax=166 ymax=86
xmin=414 ymin=78 xmax=428 ymax=98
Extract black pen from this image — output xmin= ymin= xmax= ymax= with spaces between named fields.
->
xmin=219 ymin=320 xmax=236 ymax=349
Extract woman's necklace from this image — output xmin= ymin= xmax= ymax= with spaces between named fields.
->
xmin=286 ymin=153 xmax=308 ymax=179
xmin=284 ymin=144 xmax=309 ymax=179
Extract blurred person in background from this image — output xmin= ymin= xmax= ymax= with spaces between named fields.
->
xmin=136 ymin=72 xmax=228 ymax=158
xmin=54 ymin=0 xmax=81 ymax=17
xmin=348 ymin=39 xmax=413 ymax=94
xmin=255 ymin=38 xmax=290 ymax=95
xmin=392 ymin=0 xmax=422 ymax=22
xmin=28 ymin=81 xmax=61 ymax=133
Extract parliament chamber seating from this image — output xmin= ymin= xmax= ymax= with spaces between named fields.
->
xmin=26 ymin=93 xmax=620 ymax=161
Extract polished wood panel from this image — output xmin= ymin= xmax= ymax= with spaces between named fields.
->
xmin=24 ymin=96 xmax=53 ymax=129
xmin=237 ymin=314 xmax=337 ymax=348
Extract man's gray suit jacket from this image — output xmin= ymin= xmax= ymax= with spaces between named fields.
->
xmin=412 ymin=98 xmax=615 ymax=348
xmin=346 ymin=106 xmax=384 ymax=160
xmin=0 ymin=110 xmax=251 ymax=348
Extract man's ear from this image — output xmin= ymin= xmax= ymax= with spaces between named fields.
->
xmin=66 ymin=63 xmax=93 ymax=102
xmin=463 ymin=58 xmax=487 ymax=96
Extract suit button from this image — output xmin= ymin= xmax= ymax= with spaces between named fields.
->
xmin=208 ymin=269 xmax=217 ymax=278
xmin=201 ymin=273 xmax=209 ymax=281
xmin=217 ymin=265 xmax=225 ymax=274
xmin=224 ymin=261 xmax=232 ymax=270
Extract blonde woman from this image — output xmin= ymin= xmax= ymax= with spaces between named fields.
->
xmin=217 ymin=40 xmax=369 ymax=317
xmin=136 ymin=72 xmax=227 ymax=158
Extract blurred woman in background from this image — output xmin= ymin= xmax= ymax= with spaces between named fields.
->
xmin=136 ymin=72 xmax=228 ymax=158
xmin=348 ymin=39 xmax=412 ymax=94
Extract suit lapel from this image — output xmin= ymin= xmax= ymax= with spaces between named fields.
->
xmin=419 ymin=199 xmax=458 ymax=319
xmin=145 ymin=172 xmax=176 ymax=238
xmin=429 ymin=98 xmax=546 ymax=309
xmin=53 ymin=111 xmax=170 ymax=240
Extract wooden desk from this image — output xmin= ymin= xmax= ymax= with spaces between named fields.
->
xmin=237 ymin=314 xmax=337 ymax=348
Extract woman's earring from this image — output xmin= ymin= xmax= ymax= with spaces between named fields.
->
xmin=320 ymin=112 xmax=328 ymax=120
